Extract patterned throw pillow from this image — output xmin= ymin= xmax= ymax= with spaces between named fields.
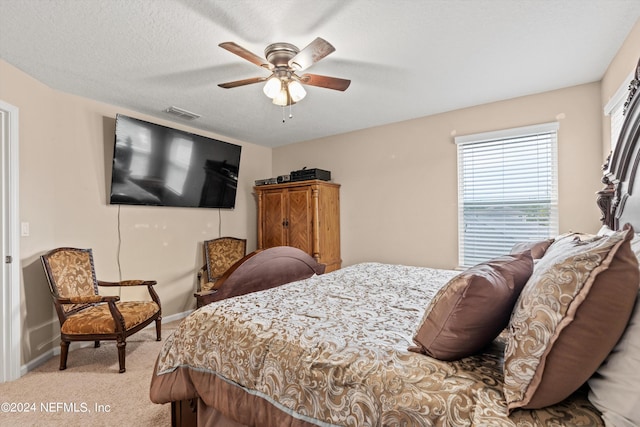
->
xmin=411 ymin=251 xmax=533 ymax=361
xmin=503 ymin=224 xmax=639 ymax=411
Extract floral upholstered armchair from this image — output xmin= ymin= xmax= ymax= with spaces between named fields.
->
xmin=194 ymin=237 xmax=247 ymax=308
xmin=40 ymin=247 xmax=161 ymax=373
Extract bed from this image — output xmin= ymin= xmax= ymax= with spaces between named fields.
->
xmin=150 ymin=59 xmax=640 ymax=427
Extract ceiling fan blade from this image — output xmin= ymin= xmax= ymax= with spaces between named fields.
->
xmin=299 ymin=73 xmax=351 ymax=91
xmin=218 ymin=76 xmax=267 ymax=89
xmin=219 ymin=42 xmax=271 ymax=69
xmin=288 ymin=37 xmax=335 ymax=71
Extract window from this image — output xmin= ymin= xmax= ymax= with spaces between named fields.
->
xmin=455 ymin=122 xmax=559 ymax=268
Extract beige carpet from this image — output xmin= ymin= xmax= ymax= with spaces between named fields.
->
xmin=0 ymin=320 xmax=180 ymax=426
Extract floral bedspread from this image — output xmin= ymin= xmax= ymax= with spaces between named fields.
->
xmin=152 ymin=263 xmax=603 ymax=426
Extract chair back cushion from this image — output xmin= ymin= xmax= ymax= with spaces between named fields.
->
xmin=205 ymin=237 xmax=247 ymax=284
xmin=43 ymin=248 xmax=99 ymax=313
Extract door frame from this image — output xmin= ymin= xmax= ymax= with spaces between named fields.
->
xmin=0 ymin=99 xmax=21 ymax=382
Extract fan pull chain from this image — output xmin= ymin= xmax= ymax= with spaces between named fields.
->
xmin=281 ymin=103 xmax=294 ymax=123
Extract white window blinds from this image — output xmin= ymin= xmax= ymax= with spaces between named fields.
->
xmin=455 ymin=122 xmax=559 ymax=268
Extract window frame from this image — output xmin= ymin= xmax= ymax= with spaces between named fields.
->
xmin=605 ymin=69 xmax=635 ymax=153
xmin=455 ymin=122 xmax=559 ymax=268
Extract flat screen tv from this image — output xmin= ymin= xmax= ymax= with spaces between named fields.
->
xmin=109 ymin=114 xmax=241 ymax=209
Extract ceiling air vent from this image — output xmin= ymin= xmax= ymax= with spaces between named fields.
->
xmin=164 ymin=106 xmax=201 ymax=120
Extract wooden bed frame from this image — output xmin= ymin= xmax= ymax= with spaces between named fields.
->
xmin=172 ymin=246 xmax=326 ymax=426
xmin=167 ymin=59 xmax=640 ymax=427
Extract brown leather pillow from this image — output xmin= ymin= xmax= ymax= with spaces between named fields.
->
xmin=503 ymin=224 xmax=639 ymax=411
xmin=410 ymin=251 xmax=533 ymax=361
xmin=511 ymin=238 xmax=554 ymax=259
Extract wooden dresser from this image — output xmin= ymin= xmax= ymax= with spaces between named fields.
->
xmin=254 ymin=180 xmax=341 ymax=272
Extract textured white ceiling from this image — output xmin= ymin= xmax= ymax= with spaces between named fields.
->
xmin=1 ymin=0 xmax=639 ymax=147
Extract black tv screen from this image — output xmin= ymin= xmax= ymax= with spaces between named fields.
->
xmin=109 ymin=114 xmax=241 ymax=208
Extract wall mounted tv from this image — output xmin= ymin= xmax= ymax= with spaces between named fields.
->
xmin=109 ymin=114 xmax=241 ymax=209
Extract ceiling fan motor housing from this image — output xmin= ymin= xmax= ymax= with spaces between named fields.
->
xmin=265 ymin=43 xmax=300 ymax=68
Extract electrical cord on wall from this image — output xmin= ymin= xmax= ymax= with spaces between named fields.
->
xmin=218 ymin=208 xmax=222 ymax=238
xmin=116 ymin=205 xmax=123 ymax=298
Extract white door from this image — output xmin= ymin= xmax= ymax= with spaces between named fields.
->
xmin=0 ymin=100 xmax=21 ymax=382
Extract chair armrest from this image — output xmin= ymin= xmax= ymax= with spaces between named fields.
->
xmin=197 ymin=264 xmax=206 ymax=280
xmin=98 ymin=279 xmax=162 ymax=311
xmin=194 ymin=289 xmax=217 ymax=297
xmin=194 ymin=289 xmax=219 ymax=308
xmin=98 ymin=280 xmax=157 ymax=287
xmin=196 ymin=265 xmax=207 ymax=291
xmin=57 ymin=295 xmax=120 ymax=304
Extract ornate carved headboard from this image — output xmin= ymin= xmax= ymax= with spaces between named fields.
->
xmin=598 ymin=57 xmax=640 ymax=231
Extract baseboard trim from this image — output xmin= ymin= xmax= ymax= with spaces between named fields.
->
xmin=161 ymin=309 xmax=192 ymax=324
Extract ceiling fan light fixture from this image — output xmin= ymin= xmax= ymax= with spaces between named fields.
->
xmin=272 ymin=87 xmax=289 ymax=106
xmin=263 ymin=76 xmax=282 ymax=98
xmin=288 ymin=80 xmax=306 ymax=102
xmin=218 ymin=37 xmax=350 ymax=114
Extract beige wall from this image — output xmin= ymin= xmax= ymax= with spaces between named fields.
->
xmin=273 ymin=83 xmax=604 ymax=270
xmin=0 ymin=60 xmax=271 ymax=364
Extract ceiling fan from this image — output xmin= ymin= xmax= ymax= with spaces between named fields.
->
xmin=217 ymin=37 xmax=351 ymax=107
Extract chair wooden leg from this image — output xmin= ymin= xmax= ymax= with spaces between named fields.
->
xmin=59 ymin=340 xmax=69 ymax=370
xmin=155 ymin=318 xmax=162 ymax=341
xmin=117 ymin=340 xmax=126 ymax=373
xmin=94 ymin=340 xmax=100 ymax=348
